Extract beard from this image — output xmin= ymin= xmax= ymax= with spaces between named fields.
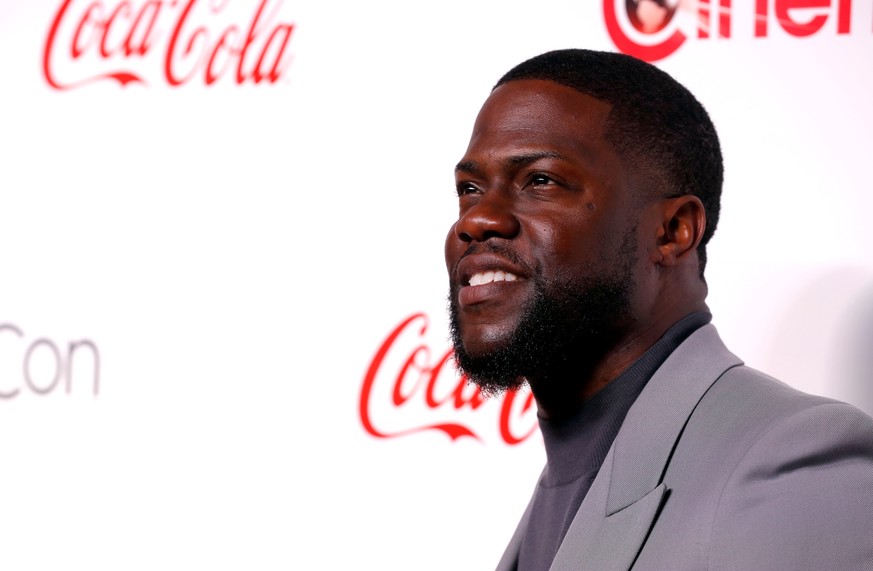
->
xmin=448 ymin=231 xmax=637 ymax=396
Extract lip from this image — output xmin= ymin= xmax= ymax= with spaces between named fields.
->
xmin=458 ymin=279 xmax=525 ymax=307
xmin=455 ymin=253 xmax=528 ymax=285
xmin=454 ymin=253 xmax=529 ymax=308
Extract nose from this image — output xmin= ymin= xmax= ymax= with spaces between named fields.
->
xmin=454 ymin=191 xmax=520 ymax=243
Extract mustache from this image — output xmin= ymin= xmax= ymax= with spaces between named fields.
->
xmin=452 ymin=241 xmax=535 ymax=278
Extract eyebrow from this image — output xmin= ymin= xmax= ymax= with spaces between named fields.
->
xmin=455 ymin=151 xmax=568 ymax=174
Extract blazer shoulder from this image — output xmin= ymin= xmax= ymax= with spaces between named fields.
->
xmin=707 ymin=362 xmax=873 ymax=436
xmin=704 ymin=368 xmax=873 ymax=570
xmin=640 ymin=359 xmax=873 ymax=571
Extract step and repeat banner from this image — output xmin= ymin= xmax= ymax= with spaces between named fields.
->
xmin=1 ymin=1 xmax=872 ymax=569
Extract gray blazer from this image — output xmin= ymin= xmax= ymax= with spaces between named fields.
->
xmin=497 ymin=324 xmax=873 ymax=570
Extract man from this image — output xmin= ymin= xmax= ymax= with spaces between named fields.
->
xmin=445 ymin=49 xmax=873 ymax=571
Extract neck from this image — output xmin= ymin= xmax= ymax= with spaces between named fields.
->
xmin=530 ymin=301 xmax=709 ymax=421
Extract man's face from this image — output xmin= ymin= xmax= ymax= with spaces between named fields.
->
xmin=445 ymin=79 xmax=644 ymax=393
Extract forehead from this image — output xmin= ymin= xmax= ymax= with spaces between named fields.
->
xmin=468 ymin=79 xmax=613 ymax=156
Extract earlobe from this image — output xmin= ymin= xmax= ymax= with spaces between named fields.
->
xmin=656 ymin=196 xmax=706 ymax=267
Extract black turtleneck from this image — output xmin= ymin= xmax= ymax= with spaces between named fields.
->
xmin=517 ymin=312 xmax=712 ymax=571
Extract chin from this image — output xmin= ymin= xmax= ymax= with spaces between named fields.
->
xmin=450 ymin=321 xmax=529 ymax=396
xmin=452 ymin=351 xmax=527 ymax=397
xmin=457 ymin=324 xmax=515 ymax=357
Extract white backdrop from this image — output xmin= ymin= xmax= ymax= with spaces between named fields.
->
xmin=1 ymin=1 xmax=872 ymax=569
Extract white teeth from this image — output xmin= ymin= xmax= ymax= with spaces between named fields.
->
xmin=468 ymin=271 xmax=519 ymax=286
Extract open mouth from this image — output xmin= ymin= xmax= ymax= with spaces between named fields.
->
xmin=468 ymin=270 xmax=520 ymax=286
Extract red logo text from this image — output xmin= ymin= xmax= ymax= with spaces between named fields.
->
xmin=604 ymin=0 xmax=861 ymax=62
xmin=360 ymin=313 xmax=538 ymax=445
xmin=43 ymin=0 xmax=295 ymax=89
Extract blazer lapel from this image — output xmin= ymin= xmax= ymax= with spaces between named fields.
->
xmin=496 ymin=488 xmax=536 ymax=571
xmin=549 ymin=324 xmax=742 ymax=571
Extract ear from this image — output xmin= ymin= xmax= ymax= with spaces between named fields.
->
xmin=653 ymin=195 xmax=706 ymax=268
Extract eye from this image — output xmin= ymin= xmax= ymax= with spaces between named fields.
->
xmin=528 ymin=173 xmax=557 ymax=187
xmin=456 ymin=182 xmax=480 ymax=197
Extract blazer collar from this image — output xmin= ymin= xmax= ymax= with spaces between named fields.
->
xmin=548 ymin=324 xmax=743 ymax=570
xmin=496 ymin=325 xmax=743 ymax=571
xmin=606 ymin=324 xmax=742 ymax=514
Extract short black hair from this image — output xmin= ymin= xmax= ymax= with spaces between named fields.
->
xmin=495 ymin=49 xmax=723 ymax=276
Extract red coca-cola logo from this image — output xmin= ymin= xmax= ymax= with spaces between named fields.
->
xmin=43 ymin=0 xmax=295 ymax=89
xmin=604 ymin=0 xmax=858 ymax=63
xmin=360 ymin=313 xmax=538 ymax=445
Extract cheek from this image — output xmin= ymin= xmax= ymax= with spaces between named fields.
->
xmin=527 ymin=218 xmax=594 ymax=270
xmin=445 ymin=223 xmax=460 ymax=272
